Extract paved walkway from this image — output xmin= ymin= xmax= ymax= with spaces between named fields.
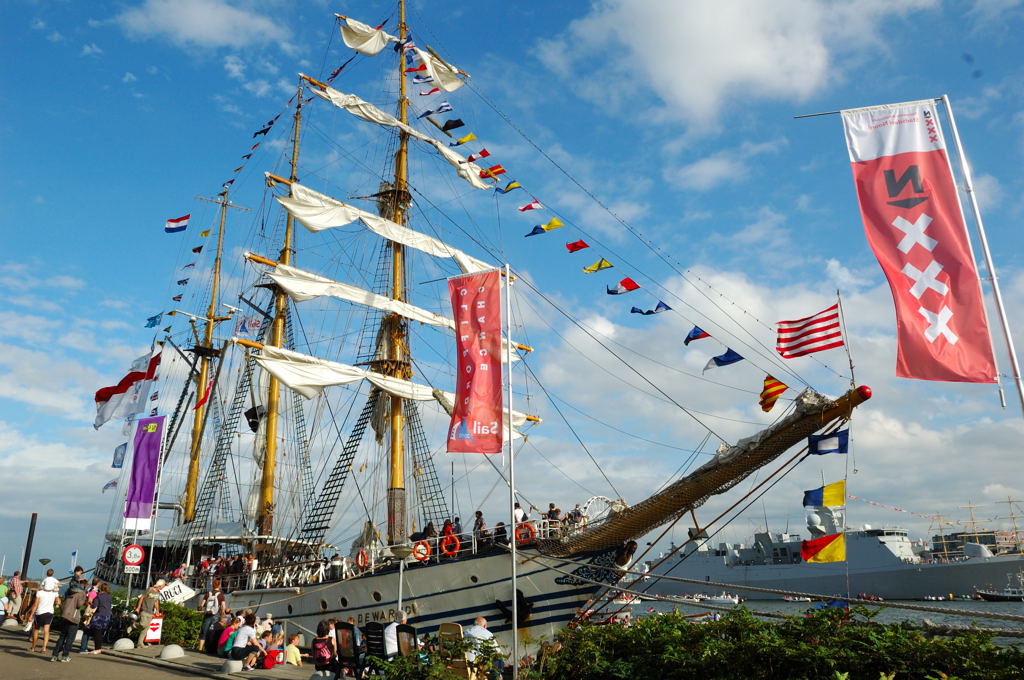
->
xmin=1 ymin=627 xmax=314 ymax=680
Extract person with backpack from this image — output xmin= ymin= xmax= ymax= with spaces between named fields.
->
xmin=51 ymin=586 xmax=88 ymax=662
xmin=78 ymin=582 xmax=112 ymax=654
xmin=312 ymin=619 xmax=340 ymax=675
xmin=197 ymin=580 xmax=226 ymax=651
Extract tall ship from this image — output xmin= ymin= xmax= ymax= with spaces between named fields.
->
xmin=89 ymin=3 xmax=895 ymax=648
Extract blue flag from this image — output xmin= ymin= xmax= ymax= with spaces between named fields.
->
xmin=145 ymin=312 xmax=163 ymax=328
xmin=808 ymin=428 xmax=849 ymax=455
xmin=702 ymin=348 xmax=744 ymax=373
xmin=684 ymin=326 xmax=711 ymax=346
xmin=112 ymin=442 xmax=127 ymax=468
xmin=630 ymin=301 xmax=671 ymax=315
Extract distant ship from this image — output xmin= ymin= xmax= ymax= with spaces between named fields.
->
xmin=647 ymin=523 xmax=1024 ymax=600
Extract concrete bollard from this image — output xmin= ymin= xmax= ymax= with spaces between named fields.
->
xmin=309 ymin=671 xmax=333 ymax=679
xmin=221 ymin=659 xmax=244 ymax=673
xmin=0 ymin=618 xmax=21 ymax=630
xmin=112 ymin=638 xmax=136 ymax=650
xmin=159 ymin=644 xmax=185 ymax=659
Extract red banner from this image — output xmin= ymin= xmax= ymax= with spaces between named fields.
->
xmin=842 ymin=100 xmax=996 ymax=383
xmin=447 ymin=270 xmax=503 ymax=453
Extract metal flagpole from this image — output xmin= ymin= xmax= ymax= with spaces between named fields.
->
xmin=941 ymin=94 xmax=1024 ymax=417
xmin=505 ymin=264 xmax=519 ymax=679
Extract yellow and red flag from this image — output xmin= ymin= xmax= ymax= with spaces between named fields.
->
xmin=758 ymin=375 xmax=788 ymax=412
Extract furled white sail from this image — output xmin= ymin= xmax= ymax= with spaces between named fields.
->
xmin=339 ymin=17 xmax=398 ymax=56
xmin=266 ymin=263 xmax=523 ymax=362
xmin=274 ymin=180 xmax=492 ymax=274
xmin=304 ymin=80 xmax=490 ymax=190
xmin=253 ymin=345 xmax=534 ymax=435
xmin=412 ymin=48 xmax=466 ymax=92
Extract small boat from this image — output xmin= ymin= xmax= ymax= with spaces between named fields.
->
xmin=976 ymin=571 xmax=1024 ymax=602
xmin=699 ymin=592 xmax=741 ymax=604
xmin=783 ymin=595 xmax=812 ymax=602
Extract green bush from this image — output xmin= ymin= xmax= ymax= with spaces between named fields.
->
xmin=158 ymin=601 xmax=203 ymax=648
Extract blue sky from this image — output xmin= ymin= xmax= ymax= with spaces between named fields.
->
xmin=2 ymin=0 xmax=1024 ymax=575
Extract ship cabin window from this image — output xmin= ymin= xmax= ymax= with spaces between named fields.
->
xmin=287 ymin=605 xmax=293 ymax=615
xmin=320 ymin=600 xmax=328 ymax=611
xmin=340 ymin=597 xmax=349 ymax=608
xmin=372 ymin=591 xmax=382 ymax=602
xmin=470 ymin=575 xmax=479 ymax=583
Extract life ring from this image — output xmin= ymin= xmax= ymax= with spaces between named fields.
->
xmin=412 ymin=540 xmax=431 ymax=562
xmin=356 ymin=550 xmax=369 ymax=570
xmin=515 ymin=522 xmax=536 ymax=545
xmin=440 ymin=535 xmax=461 ymax=556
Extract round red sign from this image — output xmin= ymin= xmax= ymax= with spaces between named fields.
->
xmin=122 ymin=544 xmax=146 ymax=566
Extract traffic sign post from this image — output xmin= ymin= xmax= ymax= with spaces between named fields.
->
xmin=124 ymin=564 xmax=141 ymax=574
xmin=122 ymin=544 xmax=145 ymax=566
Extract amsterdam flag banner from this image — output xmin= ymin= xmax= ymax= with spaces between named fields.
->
xmin=801 ymin=532 xmax=846 ymax=563
xmin=447 ymin=270 xmax=503 ymax=454
xmin=758 ymin=375 xmax=788 ymax=412
xmin=841 ymin=100 xmax=996 ymax=383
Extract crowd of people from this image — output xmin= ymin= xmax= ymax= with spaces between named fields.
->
xmin=3 ymin=566 xmax=116 ymax=663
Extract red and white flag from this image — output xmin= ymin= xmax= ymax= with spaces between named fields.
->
xmin=466 ymin=149 xmax=490 ymax=163
xmin=776 ymin=304 xmax=844 ymax=359
xmin=841 ymin=100 xmax=996 ymax=382
xmin=94 ymin=350 xmax=162 ymax=429
xmin=447 ymin=270 xmax=503 ymax=454
xmin=419 ymin=88 xmax=440 ymax=96
xmin=517 ymin=200 xmax=542 ymax=212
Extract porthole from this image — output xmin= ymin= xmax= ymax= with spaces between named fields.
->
xmin=470 ymin=575 xmax=479 ymax=583
xmin=320 ymin=599 xmax=328 ymax=611
xmin=340 ymin=597 xmax=349 ymax=608
xmin=372 ymin=591 xmax=382 ymax=602
xmin=287 ymin=605 xmax=293 ymax=615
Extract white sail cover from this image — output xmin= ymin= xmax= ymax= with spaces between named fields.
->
xmin=253 ymin=345 xmax=533 ymax=436
xmin=340 ymin=17 xmax=397 ymax=56
xmin=411 ymin=48 xmax=466 ymax=92
xmin=270 ymin=263 xmax=454 ymax=327
xmin=275 ymin=180 xmax=493 ymax=274
xmin=266 ymin=263 xmax=523 ymax=362
xmin=305 ymin=81 xmax=491 ymax=190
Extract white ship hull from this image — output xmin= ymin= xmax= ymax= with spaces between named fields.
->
xmin=648 ymin=530 xmax=1024 ymax=600
xmin=225 ymin=546 xmax=622 ymax=645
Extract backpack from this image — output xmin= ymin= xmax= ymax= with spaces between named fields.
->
xmin=204 ymin=592 xmax=222 ymax=615
xmin=312 ymin=637 xmax=334 ymax=666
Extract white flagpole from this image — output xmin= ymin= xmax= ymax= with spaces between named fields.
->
xmin=505 ymin=264 xmax=519 ymax=679
xmin=941 ymin=94 xmax=1024 ymax=417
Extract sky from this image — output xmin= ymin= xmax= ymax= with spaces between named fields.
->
xmin=2 ymin=0 xmax=1024 ymax=578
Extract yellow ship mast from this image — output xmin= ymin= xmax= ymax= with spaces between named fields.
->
xmin=382 ymin=0 xmax=412 ymax=546
xmin=182 ymin=188 xmax=237 ymax=522
xmin=257 ymin=85 xmax=304 ymax=537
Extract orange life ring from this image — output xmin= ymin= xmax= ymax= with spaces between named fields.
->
xmin=515 ymin=522 xmax=536 ymax=545
xmin=356 ymin=549 xmax=369 ymax=570
xmin=440 ymin=535 xmax=461 ymax=556
xmin=413 ymin=540 xmax=431 ymax=561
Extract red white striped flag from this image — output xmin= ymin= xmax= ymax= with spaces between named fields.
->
xmin=759 ymin=375 xmax=788 ymax=412
xmin=466 ymin=149 xmax=490 ymax=163
xmin=776 ymin=303 xmax=844 ymax=358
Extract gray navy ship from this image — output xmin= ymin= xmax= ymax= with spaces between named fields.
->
xmin=648 ymin=515 xmax=1024 ymax=600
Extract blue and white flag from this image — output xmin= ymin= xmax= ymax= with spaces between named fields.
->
xmin=418 ymin=101 xmax=452 ymax=118
xmin=164 ymin=214 xmax=189 ymax=233
xmin=808 ymin=428 xmax=849 ymax=455
xmin=413 ymin=74 xmax=434 ymax=84
xmin=702 ymin=348 xmax=744 ymax=373
xmin=102 ymin=479 xmax=118 ymax=493
xmin=145 ymin=312 xmax=163 ymax=328
xmin=112 ymin=442 xmax=127 ymax=468
xmin=630 ymin=301 xmax=671 ymax=316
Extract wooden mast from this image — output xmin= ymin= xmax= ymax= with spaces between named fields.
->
xmin=383 ymin=0 xmax=412 ymax=546
xmin=183 ymin=188 xmax=231 ymax=522
xmin=257 ymin=85 xmax=304 ymax=537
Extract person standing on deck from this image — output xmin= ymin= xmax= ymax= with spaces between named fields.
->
xmin=134 ymin=579 xmax=164 ymax=647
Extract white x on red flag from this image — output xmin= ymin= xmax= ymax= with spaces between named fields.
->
xmin=776 ymin=303 xmax=844 ymax=359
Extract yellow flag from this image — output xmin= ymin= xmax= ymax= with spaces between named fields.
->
xmin=199 ymin=229 xmax=211 ymax=237
xmin=583 ymin=258 xmax=613 ymax=274
xmin=543 ymin=218 xmax=564 ymax=231
xmin=802 ymin=533 xmax=846 ymax=563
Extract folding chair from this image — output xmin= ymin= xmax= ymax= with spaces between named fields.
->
xmin=438 ymin=622 xmax=476 ymax=680
xmin=334 ymin=620 xmax=363 ymax=678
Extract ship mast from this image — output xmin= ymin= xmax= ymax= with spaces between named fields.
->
xmin=257 ymin=86 xmax=304 ymax=537
xmin=381 ymin=0 xmax=412 ymax=546
xmin=183 ymin=188 xmax=233 ymax=522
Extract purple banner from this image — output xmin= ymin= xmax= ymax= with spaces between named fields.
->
xmin=124 ymin=416 xmax=164 ymax=530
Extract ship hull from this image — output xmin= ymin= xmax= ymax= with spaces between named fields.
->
xmin=224 ymin=546 xmax=621 ymax=646
xmin=649 ymin=532 xmax=1024 ymax=600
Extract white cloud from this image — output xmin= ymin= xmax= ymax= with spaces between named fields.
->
xmin=669 ymin=140 xmax=786 ymax=192
xmin=537 ymin=0 xmax=936 ymax=130
xmin=31 ymin=18 xmax=46 ymax=30
xmin=971 ymin=173 xmax=1005 ymax=213
xmin=115 ymin=0 xmax=289 ymax=49
xmin=48 ymin=31 xmax=64 ymax=43
xmin=244 ymin=79 xmax=272 ymax=97
xmin=81 ymin=43 xmax=103 ymax=57
xmin=224 ymin=54 xmax=245 ymax=80
xmin=122 ymin=71 xmax=138 ymax=83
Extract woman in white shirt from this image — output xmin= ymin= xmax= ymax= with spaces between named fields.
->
xmin=28 ymin=589 xmax=61 ymax=653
